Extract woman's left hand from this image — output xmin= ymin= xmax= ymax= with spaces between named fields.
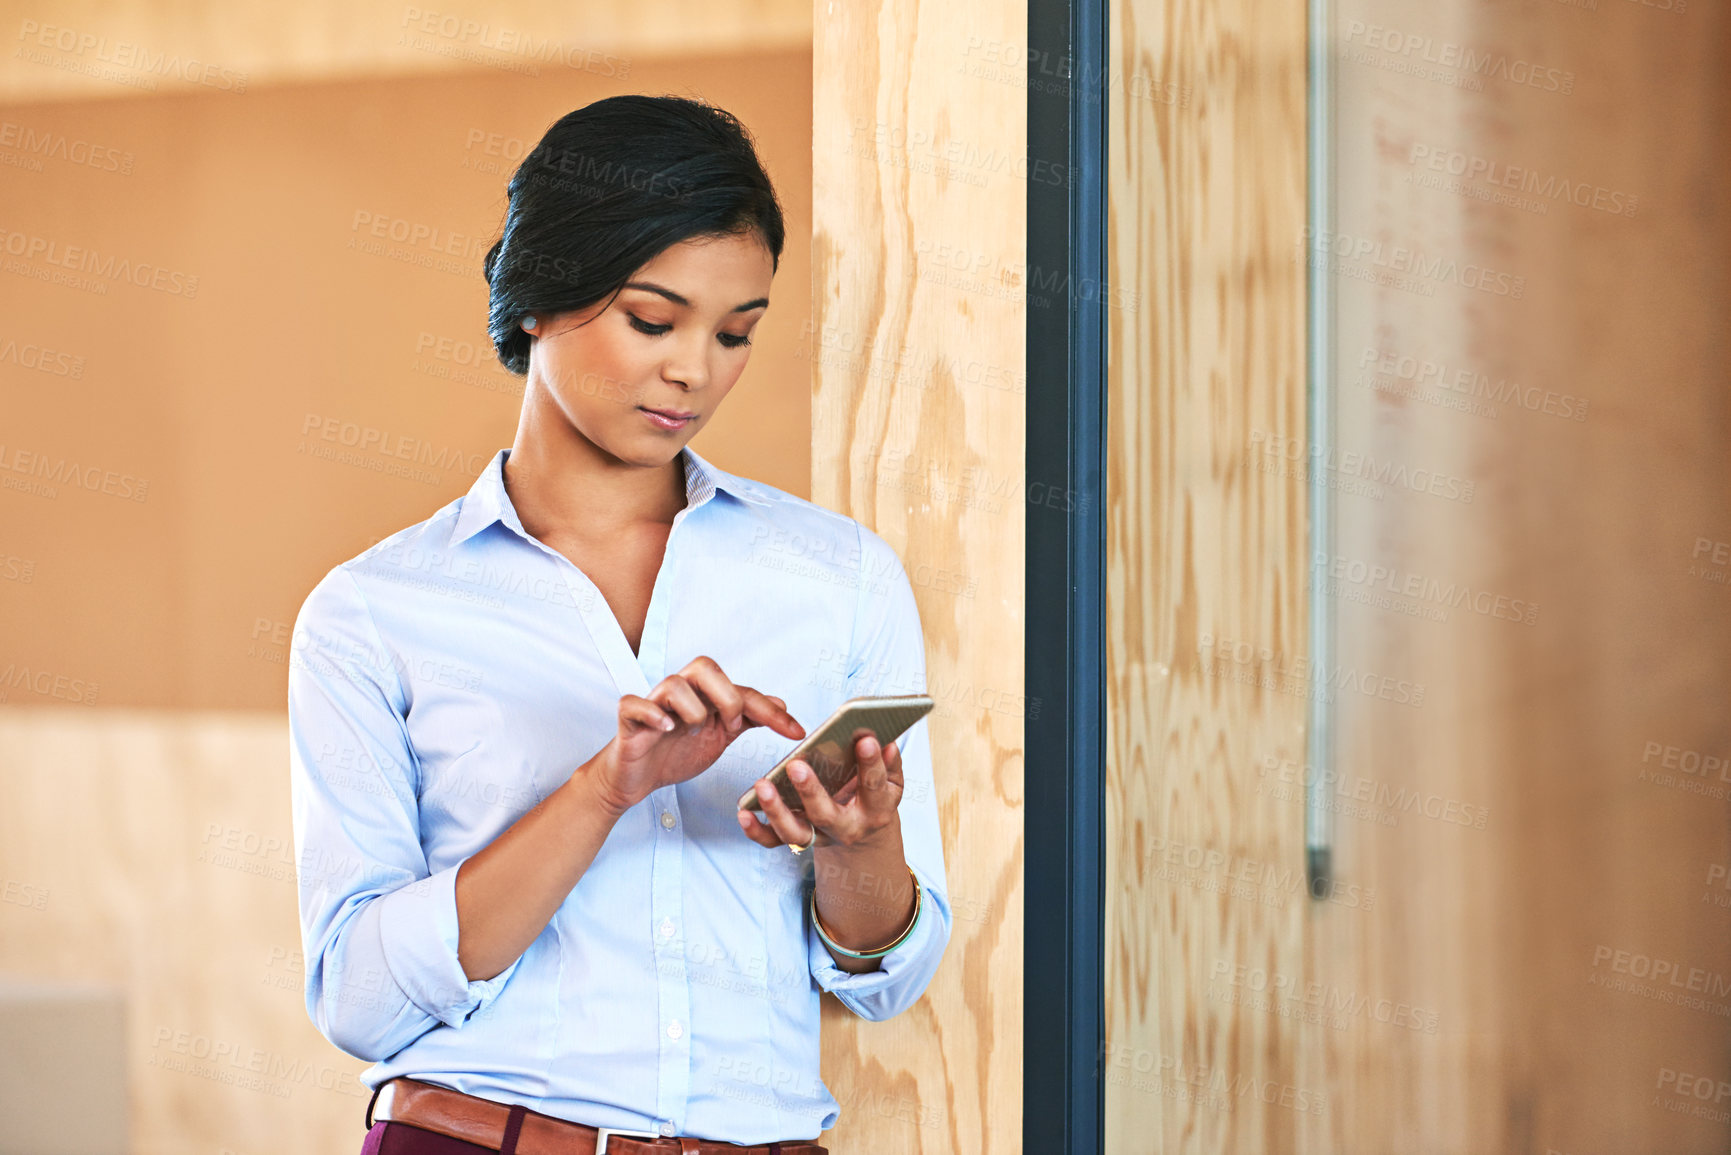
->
xmin=737 ymin=732 xmax=903 ymax=851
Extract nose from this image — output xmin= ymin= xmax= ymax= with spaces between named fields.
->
xmin=661 ymin=332 xmax=710 ymax=391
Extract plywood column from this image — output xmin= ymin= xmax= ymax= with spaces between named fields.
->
xmin=1100 ymin=0 xmax=1317 ymax=1151
xmin=810 ymin=3 xmax=1026 ymax=1151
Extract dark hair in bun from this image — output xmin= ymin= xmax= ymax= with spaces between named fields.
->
xmin=483 ymin=94 xmax=786 ymax=375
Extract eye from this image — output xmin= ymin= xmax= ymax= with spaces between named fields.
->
xmin=628 ymin=314 xmax=671 ymax=336
xmin=718 ymin=332 xmax=753 ymax=349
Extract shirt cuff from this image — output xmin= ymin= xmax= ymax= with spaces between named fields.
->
xmin=806 ymin=863 xmax=945 ymax=1017
xmin=376 ymin=859 xmax=521 ymax=1029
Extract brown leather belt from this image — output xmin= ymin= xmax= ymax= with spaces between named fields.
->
xmin=369 ymin=1077 xmax=830 ymax=1155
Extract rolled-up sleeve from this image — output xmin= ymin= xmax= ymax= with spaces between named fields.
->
xmin=806 ymin=526 xmax=952 ymax=1022
xmin=288 ymin=567 xmax=521 ymax=1063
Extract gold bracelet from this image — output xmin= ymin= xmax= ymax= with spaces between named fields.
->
xmin=811 ymin=864 xmax=923 ymax=960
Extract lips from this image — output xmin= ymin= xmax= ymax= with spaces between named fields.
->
xmin=639 ymin=406 xmax=696 ymax=430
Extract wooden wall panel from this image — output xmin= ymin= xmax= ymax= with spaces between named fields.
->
xmin=810 ymin=1 xmax=1025 ymax=1150
xmin=1319 ymin=1 xmax=1731 ymax=1149
xmin=1100 ymin=0 xmax=1316 ymax=1152
xmin=0 ymin=708 xmax=369 ymax=1155
xmin=1105 ymin=0 xmax=1731 ymax=1151
xmin=1438 ymin=3 xmax=1731 ymax=1150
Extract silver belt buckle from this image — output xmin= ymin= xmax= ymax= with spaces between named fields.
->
xmin=595 ymin=1125 xmax=662 ymax=1155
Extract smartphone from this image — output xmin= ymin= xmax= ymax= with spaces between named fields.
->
xmin=737 ymin=694 xmax=935 ymax=813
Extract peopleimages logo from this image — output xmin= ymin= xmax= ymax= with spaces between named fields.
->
xmin=297 ymin=413 xmax=489 ymax=475
xmin=1313 ymin=550 xmax=1538 ymax=627
xmin=0 ymin=120 xmax=134 ymax=174
xmin=1657 ymin=1068 xmax=1731 ymax=1109
xmin=1250 ymin=429 xmax=1476 ymax=504
xmin=398 ymin=8 xmax=630 ymax=78
xmin=1297 ymin=227 xmax=1525 ymax=299
xmin=1590 ymin=945 xmax=1731 ymax=1000
xmin=1099 ymin=1041 xmax=1329 ymax=1116
xmin=0 ymin=225 xmax=199 ymax=297
xmin=1198 ymin=632 xmax=1426 ymax=707
xmin=1357 ymin=346 xmax=1589 ymax=422
xmin=0 ymin=444 xmax=149 ymax=502
xmin=1408 ymin=144 xmax=1638 ymax=217
xmin=1343 ymin=21 xmax=1574 ymax=94
xmin=1258 ymin=755 xmax=1490 ymax=831
xmin=0 ymin=662 xmax=98 ymax=705
xmin=15 ymin=20 xmax=249 ymax=91
xmin=846 ymin=117 xmax=1073 ymax=188
xmin=1210 ymin=959 xmax=1441 ymax=1034
xmin=0 ymin=334 xmax=83 ymax=378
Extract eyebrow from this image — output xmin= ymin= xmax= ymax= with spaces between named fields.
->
xmin=622 ymin=281 xmax=769 ymax=313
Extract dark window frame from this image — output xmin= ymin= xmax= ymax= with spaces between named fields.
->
xmin=1024 ymin=0 xmax=1108 ymax=1147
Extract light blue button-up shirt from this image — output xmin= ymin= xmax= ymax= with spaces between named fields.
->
xmin=287 ymin=445 xmax=950 ymax=1143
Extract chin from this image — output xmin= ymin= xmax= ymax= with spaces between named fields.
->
xmin=606 ymin=430 xmax=690 ymax=467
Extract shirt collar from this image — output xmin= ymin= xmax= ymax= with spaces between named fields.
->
xmin=449 ymin=444 xmax=770 ymax=548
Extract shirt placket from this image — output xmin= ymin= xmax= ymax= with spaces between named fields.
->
xmin=643 ymin=499 xmax=702 ymax=1133
xmin=649 ymin=783 xmax=690 ymax=1133
xmin=523 ymin=488 xmax=712 ymax=1137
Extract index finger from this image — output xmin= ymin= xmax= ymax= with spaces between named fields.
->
xmin=740 ymin=688 xmax=805 ymax=740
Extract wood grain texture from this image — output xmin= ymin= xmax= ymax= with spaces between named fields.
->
xmin=811 ymin=0 xmax=1026 ymax=1150
xmin=1318 ymin=1 xmax=1731 ymax=1149
xmin=0 ymin=708 xmax=372 ymax=1155
xmin=1101 ymin=0 xmax=1315 ymax=1151
xmin=1106 ymin=0 xmax=1731 ymax=1150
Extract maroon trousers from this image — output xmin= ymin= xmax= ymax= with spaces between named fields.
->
xmin=361 ymin=1121 xmax=499 ymax=1154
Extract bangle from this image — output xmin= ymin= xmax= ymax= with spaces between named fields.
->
xmin=810 ymin=864 xmax=923 ymax=960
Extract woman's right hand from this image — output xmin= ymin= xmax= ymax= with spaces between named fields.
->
xmin=587 ymin=655 xmax=806 ymax=816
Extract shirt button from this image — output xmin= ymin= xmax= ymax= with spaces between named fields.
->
xmin=666 ymin=1020 xmax=683 ymax=1040
xmin=660 ymin=811 xmax=676 ymax=830
xmin=659 ymin=918 xmax=675 ymax=938
xmin=659 ymin=1122 xmax=675 ymax=1137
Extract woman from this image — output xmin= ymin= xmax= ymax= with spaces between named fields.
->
xmin=287 ymin=96 xmax=950 ymax=1155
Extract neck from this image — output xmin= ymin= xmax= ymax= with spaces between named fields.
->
xmin=503 ymin=393 xmax=688 ymax=540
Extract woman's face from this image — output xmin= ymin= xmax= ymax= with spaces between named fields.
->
xmin=522 ymin=232 xmax=775 ymax=467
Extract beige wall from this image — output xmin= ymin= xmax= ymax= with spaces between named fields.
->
xmin=0 ymin=0 xmax=810 ymax=103
xmin=0 ymin=50 xmax=812 ymax=712
xmin=0 ymin=33 xmax=820 ymax=1155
